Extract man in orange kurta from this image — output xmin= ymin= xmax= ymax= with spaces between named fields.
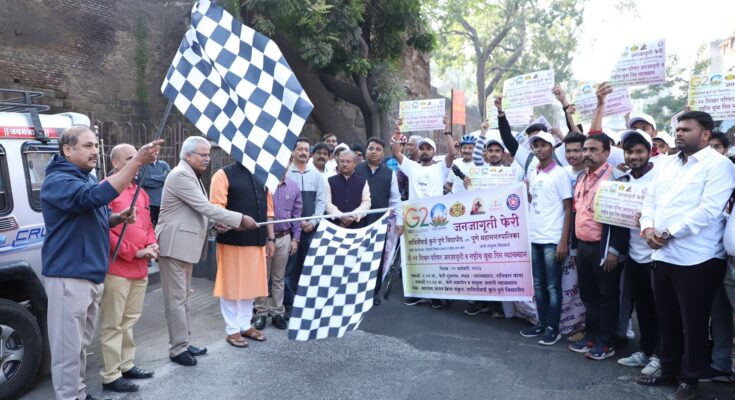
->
xmin=210 ymin=163 xmax=275 ymax=347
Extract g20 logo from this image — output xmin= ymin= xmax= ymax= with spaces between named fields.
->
xmin=404 ymin=207 xmax=431 ymax=228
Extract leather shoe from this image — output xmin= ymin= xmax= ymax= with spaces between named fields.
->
xmin=102 ymin=377 xmax=139 ymax=393
xmin=272 ymin=314 xmax=287 ymax=330
xmin=170 ymin=351 xmax=197 ymax=366
xmin=122 ymin=366 xmax=154 ymax=380
xmin=674 ymin=383 xmax=696 ymax=400
xmin=635 ymin=374 xmax=678 ymax=386
xmin=187 ymin=345 xmax=207 ymax=356
xmin=254 ymin=315 xmax=267 ymax=330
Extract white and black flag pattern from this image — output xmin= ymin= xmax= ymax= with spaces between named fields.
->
xmin=288 ymin=214 xmax=390 ymax=341
xmin=161 ymin=0 xmax=313 ymax=192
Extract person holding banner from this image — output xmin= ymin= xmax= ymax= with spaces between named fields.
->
xmin=517 ymin=132 xmax=573 ymax=346
xmin=635 ymin=111 xmax=735 ymax=400
xmin=392 ymin=117 xmax=455 ymax=308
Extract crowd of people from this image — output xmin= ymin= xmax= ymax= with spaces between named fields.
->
xmin=39 ymin=79 xmax=735 ymax=400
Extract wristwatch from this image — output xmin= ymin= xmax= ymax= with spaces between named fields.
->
xmin=661 ymin=229 xmax=672 ymax=240
xmin=267 ymin=238 xmax=276 ymax=242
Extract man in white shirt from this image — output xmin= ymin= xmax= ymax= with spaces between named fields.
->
xmin=517 ymin=132 xmax=573 ymax=346
xmin=392 ymin=117 xmax=455 ymax=308
xmin=636 ymin=111 xmax=735 ymax=400
xmin=446 ymin=135 xmax=476 ymax=194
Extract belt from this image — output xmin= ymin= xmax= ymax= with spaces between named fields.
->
xmin=274 ymin=230 xmax=291 ymax=239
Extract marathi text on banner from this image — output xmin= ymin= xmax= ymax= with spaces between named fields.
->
xmin=609 ymin=39 xmax=666 ymax=86
xmin=502 ymin=70 xmax=555 ymax=109
xmin=688 ymin=72 xmax=735 ymax=120
xmin=467 ymin=166 xmax=518 ymax=190
xmin=398 ymin=98 xmax=446 ymax=132
xmin=488 ymin=106 xmax=534 ymax=128
xmin=593 ymin=181 xmax=647 ymax=229
xmin=573 ymin=83 xmax=632 ymax=121
xmin=401 ymin=184 xmax=533 ymax=301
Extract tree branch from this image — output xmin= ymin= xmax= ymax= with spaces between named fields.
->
xmin=318 ymin=73 xmax=364 ymax=106
xmin=457 ymin=15 xmax=482 ymax=60
xmin=484 ymin=21 xmax=526 ymax=99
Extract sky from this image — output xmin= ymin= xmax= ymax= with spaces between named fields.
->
xmin=572 ymin=0 xmax=735 ymax=81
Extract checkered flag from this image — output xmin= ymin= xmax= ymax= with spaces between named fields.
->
xmin=288 ymin=213 xmax=390 ymax=341
xmin=161 ymin=0 xmax=313 ymax=192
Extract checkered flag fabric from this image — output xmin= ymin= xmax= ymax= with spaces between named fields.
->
xmin=288 ymin=213 xmax=390 ymax=341
xmin=161 ymin=0 xmax=313 ymax=192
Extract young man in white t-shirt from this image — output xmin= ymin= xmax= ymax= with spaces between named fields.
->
xmin=392 ymin=117 xmax=455 ymax=308
xmin=518 ymin=131 xmax=573 ymax=346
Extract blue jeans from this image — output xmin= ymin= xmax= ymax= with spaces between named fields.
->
xmin=531 ymin=243 xmax=562 ymax=331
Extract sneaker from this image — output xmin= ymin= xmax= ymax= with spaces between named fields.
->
xmin=538 ymin=328 xmax=562 ymax=346
xmin=520 ymin=325 xmax=545 ymax=338
xmin=568 ymin=338 xmax=594 ymax=353
xmin=403 ymin=297 xmax=427 ymax=306
xmin=617 ymin=352 xmax=649 ymax=367
xmin=431 ymin=299 xmax=448 ymax=309
xmin=585 ymin=344 xmax=616 ymax=361
xmin=464 ymin=301 xmax=490 ymax=316
xmin=641 ymin=356 xmax=661 ymax=376
xmin=699 ymin=365 xmax=735 ymax=383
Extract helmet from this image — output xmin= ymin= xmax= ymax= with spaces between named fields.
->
xmin=459 ymin=135 xmax=476 ymax=146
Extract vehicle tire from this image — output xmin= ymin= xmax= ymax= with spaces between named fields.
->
xmin=0 ymin=299 xmax=42 ymax=400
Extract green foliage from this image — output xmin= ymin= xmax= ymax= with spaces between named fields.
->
xmin=134 ymin=16 xmax=149 ymax=105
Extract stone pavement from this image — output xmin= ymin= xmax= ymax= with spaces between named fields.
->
xmin=21 ymin=277 xmax=732 ymax=400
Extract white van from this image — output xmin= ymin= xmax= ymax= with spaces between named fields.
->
xmin=0 ymin=89 xmax=90 ymax=400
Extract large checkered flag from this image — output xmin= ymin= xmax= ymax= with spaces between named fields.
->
xmin=161 ymin=0 xmax=313 ymax=192
xmin=288 ymin=213 xmax=391 ymax=341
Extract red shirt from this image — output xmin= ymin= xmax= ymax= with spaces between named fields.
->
xmin=106 ymin=181 xmax=156 ymax=279
xmin=574 ymin=163 xmax=612 ymax=242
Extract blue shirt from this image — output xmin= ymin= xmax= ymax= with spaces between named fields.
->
xmin=140 ymin=160 xmax=170 ymax=206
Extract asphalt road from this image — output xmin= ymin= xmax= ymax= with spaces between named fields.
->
xmin=21 ymin=277 xmax=733 ymax=400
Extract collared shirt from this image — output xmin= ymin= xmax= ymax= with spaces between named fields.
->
xmin=641 ymin=146 xmax=735 ymax=265
xmin=286 ymin=162 xmax=326 ymax=226
xmin=628 ymin=163 xmax=658 ymax=264
xmin=325 ymin=173 xmax=372 ymax=221
xmin=273 ymin=177 xmax=303 ymax=241
xmin=574 ymin=162 xmax=613 ymax=242
xmin=140 ymin=159 xmax=171 ymax=207
xmin=363 ymin=162 xmax=404 ymax=225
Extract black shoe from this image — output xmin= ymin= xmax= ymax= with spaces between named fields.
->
xmin=431 ymin=299 xmax=448 ymax=309
xmin=464 ymin=301 xmax=490 ymax=316
xmin=284 ymin=307 xmax=292 ymax=321
xmin=254 ymin=315 xmax=267 ymax=330
xmin=699 ymin=365 xmax=735 ymax=382
xmin=187 ymin=345 xmax=207 ymax=356
xmin=373 ymin=298 xmax=381 ymax=306
xmin=170 ymin=351 xmax=197 ymax=366
xmin=102 ymin=377 xmax=139 ymax=393
xmin=272 ymin=314 xmax=287 ymax=330
xmin=86 ymin=395 xmax=111 ymax=400
xmin=403 ymin=297 xmax=427 ymax=306
xmin=634 ymin=374 xmax=678 ymax=386
xmin=121 ymin=366 xmax=154 ymax=380
xmin=673 ymin=383 xmax=696 ymax=400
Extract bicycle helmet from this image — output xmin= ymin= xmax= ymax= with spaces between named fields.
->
xmin=458 ymin=135 xmax=476 ymax=146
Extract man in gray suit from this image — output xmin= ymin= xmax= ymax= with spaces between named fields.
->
xmin=156 ymin=136 xmax=257 ymax=366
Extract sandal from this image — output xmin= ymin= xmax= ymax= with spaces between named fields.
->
xmin=241 ymin=327 xmax=266 ymax=342
xmin=226 ymin=333 xmax=248 ymax=348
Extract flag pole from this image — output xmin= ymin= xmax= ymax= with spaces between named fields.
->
xmin=255 ymin=207 xmax=392 ymax=227
xmin=111 ymin=100 xmax=174 ymax=262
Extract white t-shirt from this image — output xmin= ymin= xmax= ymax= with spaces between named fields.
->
xmin=528 ymin=163 xmax=573 ymax=244
xmin=628 ymin=164 xmax=658 ymax=264
xmin=399 ymin=158 xmax=449 ymax=200
xmin=447 ymin=159 xmax=474 ymax=194
xmin=564 ymin=165 xmax=586 ymax=188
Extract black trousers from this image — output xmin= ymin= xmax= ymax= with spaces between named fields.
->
xmin=652 ymin=258 xmax=726 ymax=386
xmin=150 ymin=205 xmax=160 ymax=227
xmin=628 ymin=259 xmax=659 ymax=357
xmin=576 ymin=240 xmax=622 ymax=347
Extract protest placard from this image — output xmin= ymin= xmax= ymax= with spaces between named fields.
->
xmin=399 ymin=98 xmax=446 ymax=132
xmin=401 ymin=184 xmax=533 ymax=301
xmin=573 ymin=83 xmax=632 ymax=121
xmin=502 ymin=70 xmax=555 ymax=109
xmin=593 ymin=181 xmax=647 ymax=229
xmin=688 ymin=72 xmax=735 ymax=120
xmin=467 ymin=165 xmax=518 ymax=190
xmin=451 ymin=89 xmax=466 ymax=126
xmin=488 ymin=106 xmax=534 ymax=128
xmin=609 ymin=39 xmax=666 ymax=86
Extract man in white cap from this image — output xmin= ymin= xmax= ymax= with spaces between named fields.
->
xmin=392 ymin=117 xmax=455 ymax=308
xmin=652 ymin=133 xmax=676 ymax=160
xmin=517 ymin=131 xmax=573 ymax=346
xmin=628 ymin=114 xmax=658 ymax=138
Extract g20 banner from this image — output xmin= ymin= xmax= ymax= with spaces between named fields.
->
xmin=502 ymin=70 xmax=556 ymax=109
xmin=688 ymin=72 xmax=735 ymax=120
xmin=400 ymin=184 xmax=533 ymax=301
xmin=398 ymin=98 xmax=446 ymax=132
xmin=609 ymin=39 xmax=666 ymax=86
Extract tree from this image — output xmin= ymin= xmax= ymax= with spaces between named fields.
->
xmin=430 ymin=0 xmax=585 ymax=118
xmin=232 ymin=0 xmax=434 ymax=142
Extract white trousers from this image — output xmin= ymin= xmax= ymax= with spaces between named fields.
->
xmin=220 ymin=298 xmax=254 ymax=335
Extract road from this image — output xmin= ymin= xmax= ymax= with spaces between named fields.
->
xmin=21 ymin=277 xmax=732 ymax=400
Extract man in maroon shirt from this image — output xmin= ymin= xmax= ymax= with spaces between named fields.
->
xmin=99 ymin=144 xmax=158 ymax=393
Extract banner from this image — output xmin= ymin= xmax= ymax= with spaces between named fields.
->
xmin=688 ymin=72 xmax=735 ymax=120
xmin=573 ymin=83 xmax=632 ymax=121
xmin=399 ymin=98 xmax=446 ymax=132
xmin=451 ymin=89 xmax=466 ymax=126
xmin=401 ymin=184 xmax=533 ymax=301
xmin=467 ymin=165 xmax=518 ymax=190
xmin=609 ymin=39 xmax=666 ymax=86
xmin=502 ymin=70 xmax=556 ymax=109
xmin=488 ymin=106 xmax=534 ymax=128
xmin=593 ymin=181 xmax=647 ymax=229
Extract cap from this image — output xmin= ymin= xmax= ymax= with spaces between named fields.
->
xmin=528 ymin=131 xmax=555 ymax=147
xmin=628 ymin=113 xmax=657 ymax=131
xmin=417 ymin=137 xmax=437 ymax=151
xmin=652 ymin=133 xmax=675 ymax=147
xmin=602 ymin=128 xmax=621 ymax=145
xmin=620 ymin=129 xmax=653 ymax=149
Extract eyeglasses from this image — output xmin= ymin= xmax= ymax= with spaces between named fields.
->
xmin=189 ymin=152 xmax=211 ymax=159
